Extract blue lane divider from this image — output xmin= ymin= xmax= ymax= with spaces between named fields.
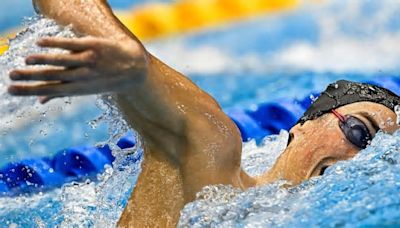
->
xmin=1 ymin=159 xmax=66 ymax=192
xmin=297 ymin=92 xmax=320 ymax=109
xmin=53 ymin=146 xmax=112 ymax=178
xmin=249 ymin=99 xmax=305 ymax=132
xmin=0 ymin=180 xmax=9 ymax=193
xmin=227 ymin=96 xmax=316 ymax=142
xmin=0 ymin=76 xmax=398 ymax=195
xmin=228 ymin=108 xmax=272 ymax=142
xmin=0 ymin=135 xmax=136 ymax=196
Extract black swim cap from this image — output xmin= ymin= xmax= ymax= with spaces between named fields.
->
xmin=298 ymin=80 xmax=400 ymax=124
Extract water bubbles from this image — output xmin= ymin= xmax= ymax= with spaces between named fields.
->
xmin=87 ymin=119 xmax=99 ymax=130
xmin=0 ymin=16 xmax=141 ymax=227
xmin=0 ymin=15 xmax=76 ymax=117
xmin=34 ymin=217 xmax=45 ymax=228
xmin=60 ymin=181 xmax=97 ymax=227
xmin=309 ymin=94 xmax=318 ymax=103
xmin=28 ymin=139 xmax=35 ymax=148
xmin=39 ymin=129 xmax=47 ymax=136
xmin=395 ymin=105 xmax=400 ymax=125
xmin=179 ymin=131 xmax=400 ymax=227
xmin=242 ymin=130 xmax=288 ymax=176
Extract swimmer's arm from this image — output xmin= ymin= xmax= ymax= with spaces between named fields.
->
xmin=12 ymin=0 xmax=257 ymax=225
xmin=32 ymin=0 xmax=136 ymax=42
xmin=14 ymin=1 xmax=246 ymax=178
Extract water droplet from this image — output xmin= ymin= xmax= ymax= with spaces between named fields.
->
xmin=310 ymin=94 xmax=318 ymax=103
xmin=395 ymin=105 xmax=400 ymax=125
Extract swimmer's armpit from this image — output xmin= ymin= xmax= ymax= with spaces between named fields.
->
xmin=9 ymin=37 xmax=148 ymax=103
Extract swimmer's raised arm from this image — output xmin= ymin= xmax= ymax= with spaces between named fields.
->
xmin=10 ymin=0 xmax=256 ymax=227
xmin=32 ymin=0 xmax=137 ymax=42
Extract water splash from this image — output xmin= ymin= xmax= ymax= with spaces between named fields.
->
xmin=0 ymin=16 xmax=104 ymax=164
xmin=0 ymin=15 xmax=76 ymax=116
xmin=179 ymin=130 xmax=400 ymax=227
xmin=241 ymin=130 xmax=288 ymax=176
xmin=0 ymin=17 xmax=142 ymax=227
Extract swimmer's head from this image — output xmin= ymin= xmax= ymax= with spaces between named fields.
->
xmin=266 ymin=80 xmax=400 ymax=185
xmin=298 ymin=80 xmax=400 ymax=124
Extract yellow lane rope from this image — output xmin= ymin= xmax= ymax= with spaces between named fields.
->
xmin=119 ymin=0 xmax=298 ymax=40
xmin=0 ymin=37 xmax=9 ymax=55
xmin=0 ymin=0 xmax=299 ymax=56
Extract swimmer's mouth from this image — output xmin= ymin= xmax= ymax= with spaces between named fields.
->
xmin=308 ymin=157 xmax=336 ymax=178
xmin=319 ymin=166 xmax=329 ymax=176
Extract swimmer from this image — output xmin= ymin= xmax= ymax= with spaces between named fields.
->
xmin=8 ymin=0 xmax=400 ymax=227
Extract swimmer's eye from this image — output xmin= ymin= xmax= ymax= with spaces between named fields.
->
xmin=339 ymin=115 xmax=372 ymax=149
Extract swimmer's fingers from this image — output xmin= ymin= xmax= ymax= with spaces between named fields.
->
xmin=26 ymin=50 xmax=96 ymax=67
xmin=38 ymin=96 xmax=59 ymax=104
xmin=8 ymin=83 xmax=84 ymax=102
xmin=37 ymin=37 xmax=98 ymax=52
xmin=10 ymin=67 xmax=94 ymax=82
xmin=8 ymin=78 xmax=120 ymax=97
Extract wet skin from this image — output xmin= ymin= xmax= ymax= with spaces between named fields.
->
xmin=8 ymin=0 xmax=400 ymax=227
xmin=260 ymin=102 xmax=400 ymax=186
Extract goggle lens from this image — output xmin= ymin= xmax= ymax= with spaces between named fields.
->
xmin=332 ymin=110 xmax=372 ymax=149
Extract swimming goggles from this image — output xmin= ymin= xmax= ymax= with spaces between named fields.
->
xmin=331 ymin=110 xmax=373 ymax=149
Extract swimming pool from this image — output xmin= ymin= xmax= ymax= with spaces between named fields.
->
xmin=1 ymin=0 xmax=400 ymax=227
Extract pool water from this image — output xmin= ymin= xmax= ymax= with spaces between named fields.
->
xmin=1 ymin=0 xmax=400 ymax=227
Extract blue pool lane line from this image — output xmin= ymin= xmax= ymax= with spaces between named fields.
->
xmin=0 ymin=76 xmax=399 ymax=195
xmin=0 ymin=132 xmax=137 ymax=196
xmin=228 ymin=95 xmax=314 ymax=142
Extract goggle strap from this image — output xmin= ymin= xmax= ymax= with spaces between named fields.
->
xmin=331 ymin=109 xmax=346 ymax=123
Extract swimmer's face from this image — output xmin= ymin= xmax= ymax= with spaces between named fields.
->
xmin=267 ymin=101 xmax=399 ymax=185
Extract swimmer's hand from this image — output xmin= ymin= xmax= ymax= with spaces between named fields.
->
xmin=9 ymin=37 xmax=147 ymax=103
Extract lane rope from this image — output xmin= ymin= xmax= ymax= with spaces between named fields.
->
xmin=0 ymin=0 xmax=299 ymax=55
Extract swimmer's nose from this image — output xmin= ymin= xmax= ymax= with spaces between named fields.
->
xmin=289 ymin=124 xmax=305 ymax=136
